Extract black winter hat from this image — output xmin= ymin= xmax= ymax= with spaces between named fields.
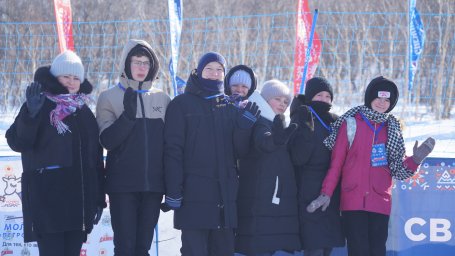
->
xmin=364 ymin=76 xmax=399 ymax=113
xmin=304 ymin=77 xmax=334 ymax=103
xmin=125 ymin=44 xmax=155 ymax=81
xmin=196 ymin=52 xmax=226 ymax=76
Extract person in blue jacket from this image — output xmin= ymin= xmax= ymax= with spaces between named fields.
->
xmin=163 ymin=52 xmax=260 ymax=256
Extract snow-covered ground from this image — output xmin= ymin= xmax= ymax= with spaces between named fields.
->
xmin=0 ymin=110 xmax=453 ymax=255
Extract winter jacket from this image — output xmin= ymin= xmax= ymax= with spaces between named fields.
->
xmin=289 ymin=96 xmax=345 ymax=250
xmin=321 ymin=113 xmax=419 ymax=215
xmin=96 ymin=40 xmax=170 ymax=193
xmin=164 ymin=71 xmax=251 ymax=230
xmin=6 ymin=66 xmax=104 ymax=242
xmin=236 ymin=95 xmax=300 ymax=255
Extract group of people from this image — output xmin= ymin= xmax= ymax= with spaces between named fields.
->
xmin=6 ymin=38 xmax=435 ymax=256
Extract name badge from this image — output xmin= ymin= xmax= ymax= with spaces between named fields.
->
xmin=371 ymin=143 xmax=388 ymax=167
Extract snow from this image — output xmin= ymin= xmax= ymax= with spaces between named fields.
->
xmin=0 ymin=109 xmax=453 ymax=255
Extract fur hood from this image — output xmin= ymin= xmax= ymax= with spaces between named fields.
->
xmin=33 ymin=65 xmax=93 ymax=95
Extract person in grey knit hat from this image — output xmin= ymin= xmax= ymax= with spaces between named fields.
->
xmin=260 ymin=79 xmax=292 ymax=114
xmin=50 ymin=50 xmax=85 ymax=82
xmin=6 ymin=50 xmax=105 ymax=256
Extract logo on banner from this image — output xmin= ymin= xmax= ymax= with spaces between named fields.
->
xmin=20 ymin=246 xmax=30 ymax=256
xmin=435 ymin=167 xmax=455 ymax=191
xmin=0 ymin=173 xmax=22 ymax=209
xmin=99 ymin=234 xmax=113 ymax=243
xmin=1 ymin=248 xmax=13 ymax=255
xmin=80 ymin=249 xmax=87 ymax=256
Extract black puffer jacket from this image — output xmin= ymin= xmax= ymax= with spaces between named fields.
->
xmin=289 ymin=95 xmax=345 ymax=250
xmin=236 ymin=98 xmax=301 ymax=255
xmin=6 ymin=66 xmax=105 ymax=242
xmin=164 ymin=71 xmax=251 ymax=229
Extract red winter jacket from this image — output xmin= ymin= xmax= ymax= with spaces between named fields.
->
xmin=321 ymin=113 xmax=418 ymax=215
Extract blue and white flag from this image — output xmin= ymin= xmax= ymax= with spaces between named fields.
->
xmin=409 ymin=0 xmax=425 ymax=91
xmin=168 ymin=0 xmax=183 ymax=96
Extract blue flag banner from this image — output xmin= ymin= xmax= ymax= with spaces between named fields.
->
xmin=168 ymin=0 xmax=183 ymax=96
xmin=408 ymin=0 xmax=425 ymax=91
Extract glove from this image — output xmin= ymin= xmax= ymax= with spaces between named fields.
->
xmin=25 ymin=82 xmax=45 ymax=118
xmin=237 ymin=101 xmax=261 ymax=129
xmin=160 ymin=196 xmax=182 ymax=212
xmin=306 ymin=194 xmax=331 ymax=213
xmin=272 ymin=114 xmax=298 ymax=145
xmin=412 ymin=137 xmax=435 ymax=164
xmin=93 ymin=206 xmax=103 ymax=225
xmin=123 ymin=87 xmax=137 ymax=120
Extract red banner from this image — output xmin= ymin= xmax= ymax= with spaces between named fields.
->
xmin=293 ymin=0 xmax=321 ymax=95
xmin=54 ymin=0 xmax=75 ymax=52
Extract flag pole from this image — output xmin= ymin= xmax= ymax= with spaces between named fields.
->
xmin=299 ymin=9 xmax=319 ymax=95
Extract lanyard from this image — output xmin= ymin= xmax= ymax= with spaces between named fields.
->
xmin=117 ymin=82 xmax=152 ymax=94
xmin=359 ymin=112 xmax=385 ymax=143
xmin=309 ymin=106 xmax=332 ymax=132
xmin=204 ymin=93 xmax=224 ymax=100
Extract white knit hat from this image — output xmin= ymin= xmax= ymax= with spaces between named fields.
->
xmin=260 ymin=79 xmax=291 ymax=102
xmin=50 ymin=50 xmax=85 ymax=81
xmin=229 ymin=69 xmax=252 ymax=89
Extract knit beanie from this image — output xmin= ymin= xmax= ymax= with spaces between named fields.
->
xmin=304 ymin=77 xmax=333 ymax=103
xmin=228 ymin=69 xmax=252 ymax=89
xmin=197 ymin=52 xmax=226 ymax=76
xmin=261 ymin=79 xmax=291 ymax=103
xmin=124 ymin=44 xmax=155 ymax=81
xmin=364 ymin=76 xmax=399 ymax=113
xmin=50 ymin=50 xmax=84 ymax=81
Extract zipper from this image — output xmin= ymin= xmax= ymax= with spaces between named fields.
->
xmin=36 ymin=165 xmax=61 ymax=174
xmin=75 ymin=113 xmax=86 ymax=231
xmin=138 ymin=82 xmax=150 ymax=190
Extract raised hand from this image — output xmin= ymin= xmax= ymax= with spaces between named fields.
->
xmin=412 ymin=137 xmax=435 ymax=164
xmin=26 ymin=82 xmax=45 ymax=118
xmin=237 ymin=101 xmax=261 ymax=129
xmin=123 ymin=87 xmax=137 ymax=120
xmin=272 ymin=114 xmax=298 ymax=145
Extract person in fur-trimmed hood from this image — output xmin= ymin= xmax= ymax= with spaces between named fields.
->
xmin=235 ymin=79 xmax=301 ymax=255
xmin=96 ymin=39 xmax=170 ymax=255
xmin=224 ymin=64 xmax=257 ymax=106
xmin=308 ymin=76 xmax=435 ymax=256
xmin=6 ymin=50 xmax=105 ymax=256
xmin=289 ymin=77 xmax=345 ymax=256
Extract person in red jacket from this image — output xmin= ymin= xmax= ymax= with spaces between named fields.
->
xmin=307 ymin=76 xmax=435 ymax=256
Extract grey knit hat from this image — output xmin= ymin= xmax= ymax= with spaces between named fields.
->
xmin=260 ymin=79 xmax=291 ymax=102
xmin=50 ymin=50 xmax=85 ymax=81
xmin=229 ymin=69 xmax=252 ymax=89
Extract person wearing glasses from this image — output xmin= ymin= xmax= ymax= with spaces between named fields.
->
xmin=96 ymin=39 xmax=171 ymax=256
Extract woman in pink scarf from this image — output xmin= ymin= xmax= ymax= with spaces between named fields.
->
xmin=6 ymin=50 xmax=105 ymax=256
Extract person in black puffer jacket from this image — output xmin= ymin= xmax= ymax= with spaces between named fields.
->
xmin=236 ymin=79 xmax=301 ymax=255
xmin=163 ymin=52 xmax=261 ymax=256
xmin=6 ymin=50 xmax=105 ymax=256
xmin=289 ymin=77 xmax=345 ymax=256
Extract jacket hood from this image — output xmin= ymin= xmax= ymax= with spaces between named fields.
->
xmin=119 ymin=39 xmax=160 ymax=83
xmin=248 ymin=90 xmax=276 ymax=122
xmin=33 ymin=66 xmax=93 ymax=95
xmin=224 ymin=64 xmax=257 ymax=98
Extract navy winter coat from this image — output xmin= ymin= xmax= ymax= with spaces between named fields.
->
xmin=6 ymin=66 xmax=105 ymax=242
xmin=289 ymin=96 xmax=345 ymax=250
xmin=164 ymin=71 xmax=251 ymax=229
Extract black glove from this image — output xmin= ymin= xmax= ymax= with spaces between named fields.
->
xmin=412 ymin=137 xmax=435 ymax=164
xmin=272 ymin=114 xmax=298 ymax=145
xmin=237 ymin=101 xmax=261 ymax=129
xmin=123 ymin=87 xmax=137 ymax=120
xmin=26 ymin=82 xmax=45 ymax=118
xmin=93 ymin=206 xmax=103 ymax=225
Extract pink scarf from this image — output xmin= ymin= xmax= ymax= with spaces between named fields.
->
xmin=44 ymin=93 xmax=88 ymax=134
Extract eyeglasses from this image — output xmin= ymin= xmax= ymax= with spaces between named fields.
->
xmin=131 ymin=60 xmax=151 ymax=68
